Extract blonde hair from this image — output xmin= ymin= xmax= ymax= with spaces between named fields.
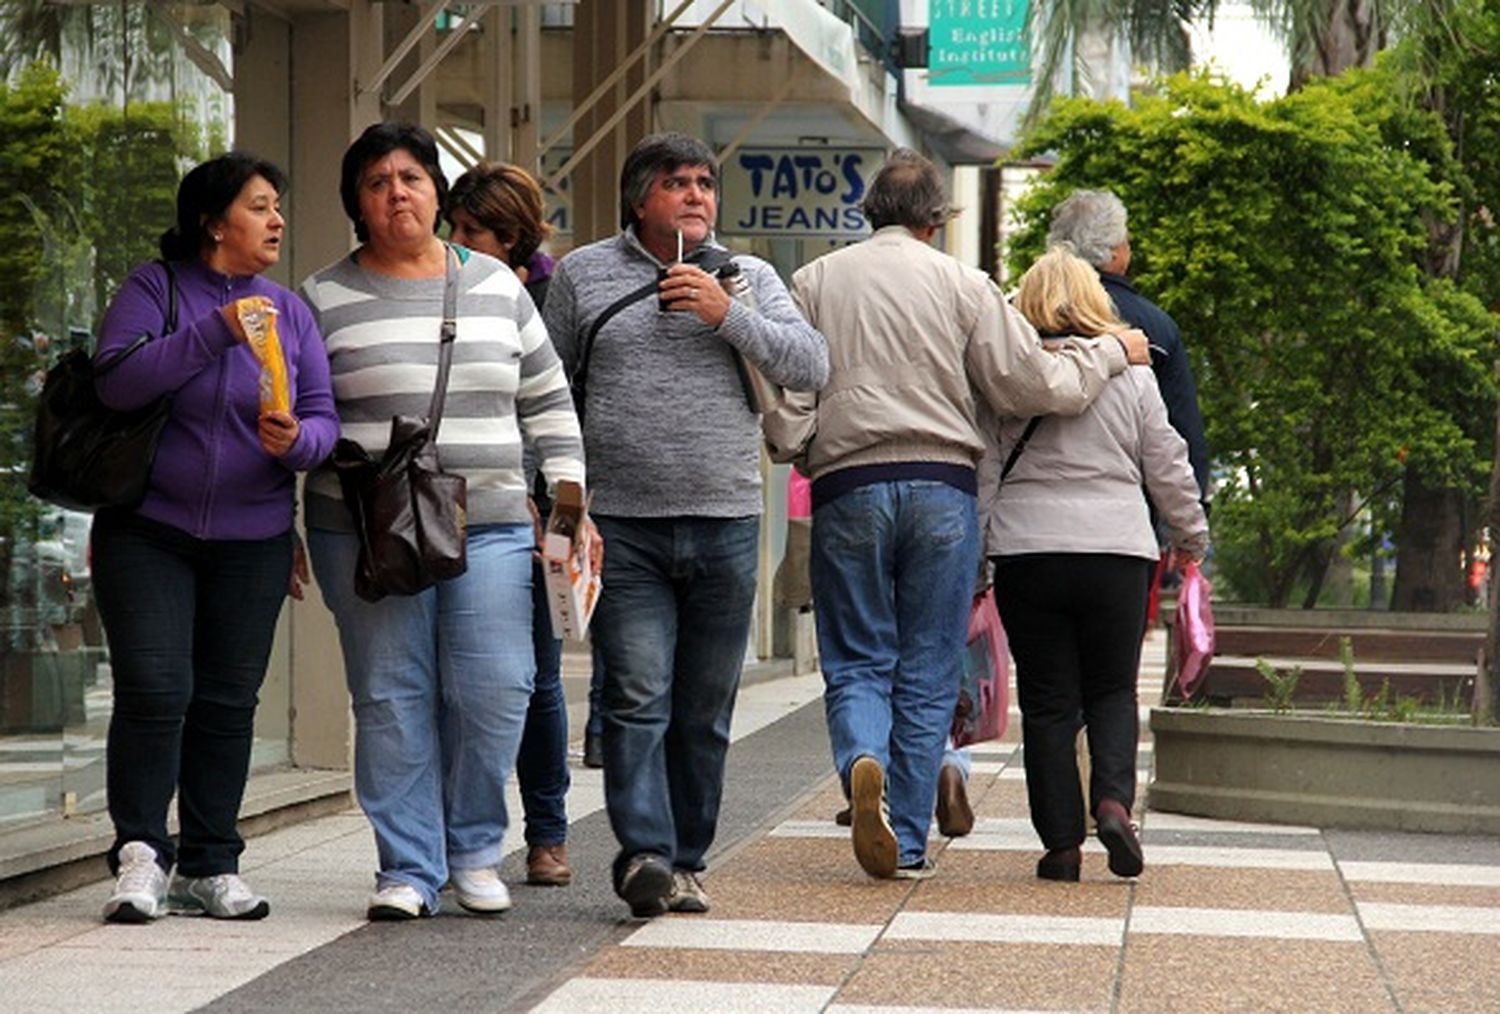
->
xmin=1014 ymin=245 xmax=1125 ymax=338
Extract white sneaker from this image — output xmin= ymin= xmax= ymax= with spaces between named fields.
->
xmin=367 ymin=882 xmax=429 ymax=921
xmin=168 ymin=872 xmax=269 ymax=919
xmin=449 ymin=866 xmax=512 ymax=914
xmin=103 ymin=841 xmax=167 ymax=923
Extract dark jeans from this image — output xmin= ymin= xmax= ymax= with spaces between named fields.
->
xmin=993 ymin=553 xmax=1151 ymax=851
xmin=586 ymin=642 xmax=606 ymax=738
xmin=516 ymin=560 xmax=570 ymax=846
xmin=591 ymin=515 xmax=759 ymax=885
xmin=91 ymin=509 xmax=291 ymax=876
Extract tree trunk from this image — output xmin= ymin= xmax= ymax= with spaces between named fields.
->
xmin=1391 ymin=476 xmax=1467 ymax=612
xmin=1287 ymin=0 xmax=1386 ymax=90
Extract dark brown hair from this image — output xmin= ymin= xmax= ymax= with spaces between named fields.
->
xmin=448 ymin=161 xmax=554 ymax=269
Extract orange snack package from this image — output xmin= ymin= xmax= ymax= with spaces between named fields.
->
xmin=234 ymin=297 xmax=290 ymax=414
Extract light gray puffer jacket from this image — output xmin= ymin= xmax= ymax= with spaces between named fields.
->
xmin=978 ymin=364 xmax=1209 ymax=561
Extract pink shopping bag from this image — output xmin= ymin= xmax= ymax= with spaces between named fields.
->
xmin=786 ymin=470 xmax=811 ymax=519
xmin=1173 ymin=560 xmax=1216 ymax=697
xmin=951 ymin=589 xmax=1009 ymax=747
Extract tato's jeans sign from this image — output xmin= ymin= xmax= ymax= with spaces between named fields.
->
xmin=720 ymin=148 xmax=881 ymax=238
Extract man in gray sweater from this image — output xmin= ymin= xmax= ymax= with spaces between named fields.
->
xmin=790 ymin=149 xmax=1147 ymax=880
xmin=543 ymin=133 xmax=828 ymax=919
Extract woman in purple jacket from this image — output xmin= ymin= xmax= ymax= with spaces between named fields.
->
xmin=89 ymin=153 xmax=339 ymax=924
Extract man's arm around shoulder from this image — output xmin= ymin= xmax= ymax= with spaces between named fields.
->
xmin=965 ymin=279 xmax=1140 ymax=418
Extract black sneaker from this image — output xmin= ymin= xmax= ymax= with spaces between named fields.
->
xmin=617 ymin=853 xmax=672 ymax=918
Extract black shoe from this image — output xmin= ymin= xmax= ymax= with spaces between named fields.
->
xmin=1037 ymin=847 xmax=1082 ymax=882
xmin=833 ymin=806 xmax=851 ymax=827
xmin=583 ymin=732 xmax=604 ymax=769
xmin=1096 ymin=800 xmax=1144 ymax=878
xmin=617 ymin=853 xmax=672 ymax=918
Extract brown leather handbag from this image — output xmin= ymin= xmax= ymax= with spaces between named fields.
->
xmin=331 ymin=249 xmax=467 ymax=602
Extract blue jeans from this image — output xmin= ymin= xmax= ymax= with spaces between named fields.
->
xmin=516 ymin=561 xmax=569 ymax=847
xmin=590 ymin=515 xmax=759 ymax=885
xmin=92 ymin=510 xmax=291 ymax=877
xmin=943 ymin=739 xmax=971 ymax=780
xmin=811 ymin=481 xmax=979 ymax=867
xmin=309 ymin=524 xmax=534 ymax=910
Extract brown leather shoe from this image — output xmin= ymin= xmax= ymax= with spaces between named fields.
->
xmin=526 ymin=844 xmax=573 ymax=887
xmin=935 ymin=764 xmax=974 ymax=837
xmin=1095 ymin=799 xmax=1143 ymax=878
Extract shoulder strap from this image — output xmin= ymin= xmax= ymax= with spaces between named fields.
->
xmin=999 ymin=417 xmax=1042 ymax=483
xmin=570 ymin=245 xmax=736 ymax=413
xmin=96 ymin=259 xmax=178 ymax=377
xmin=571 ymin=278 xmax=657 ymax=414
xmin=426 ymin=247 xmax=460 ymax=437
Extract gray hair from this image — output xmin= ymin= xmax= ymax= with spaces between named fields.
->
xmin=618 ymin=132 xmax=719 ymax=231
xmin=1047 ymin=189 xmax=1128 ymax=269
xmin=860 ymin=148 xmax=957 ymax=231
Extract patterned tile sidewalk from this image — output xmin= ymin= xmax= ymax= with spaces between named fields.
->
xmin=534 ymin=636 xmax=1500 ymax=1014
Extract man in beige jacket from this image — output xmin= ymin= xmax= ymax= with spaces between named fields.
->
xmin=790 ymin=149 xmax=1147 ymax=879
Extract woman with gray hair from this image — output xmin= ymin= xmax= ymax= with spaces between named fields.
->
xmin=1047 ymin=187 xmax=1212 ymax=504
xmin=1046 ymin=188 xmax=1129 ymax=269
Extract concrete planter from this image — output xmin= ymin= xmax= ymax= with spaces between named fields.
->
xmin=1148 ymin=707 xmax=1500 ymax=834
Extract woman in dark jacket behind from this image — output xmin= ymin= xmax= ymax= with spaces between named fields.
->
xmin=92 ymin=152 xmax=339 ymax=923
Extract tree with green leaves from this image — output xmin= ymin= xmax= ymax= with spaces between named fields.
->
xmin=1026 ymin=0 xmax=1498 ymax=611
xmin=0 ymin=64 xmax=83 ymax=560
xmin=1009 ymin=71 xmax=1497 ymax=607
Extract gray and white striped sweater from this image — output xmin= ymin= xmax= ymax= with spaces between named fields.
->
xmin=300 ymin=248 xmax=584 ymax=532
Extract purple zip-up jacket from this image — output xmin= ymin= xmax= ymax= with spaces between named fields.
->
xmin=93 ymin=258 xmax=339 ymax=540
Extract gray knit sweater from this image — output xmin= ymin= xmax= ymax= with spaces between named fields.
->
xmin=544 ymin=230 xmax=827 ymax=517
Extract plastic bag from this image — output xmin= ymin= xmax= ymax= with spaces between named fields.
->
xmin=952 ymin=589 xmax=1009 ymax=747
xmin=1173 ymin=560 xmax=1215 ymax=697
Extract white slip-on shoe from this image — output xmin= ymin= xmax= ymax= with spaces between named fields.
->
xmin=367 ymin=883 xmax=429 ymax=921
xmin=450 ymin=867 xmax=512 ymax=914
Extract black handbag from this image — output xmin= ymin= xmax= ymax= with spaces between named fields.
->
xmin=28 ymin=261 xmax=178 ymax=512
xmin=331 ymin=249 xmax=468 ymax=603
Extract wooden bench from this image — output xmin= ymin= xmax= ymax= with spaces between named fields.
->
xmin=1162 ymin=606 xmax=1483 ymax=709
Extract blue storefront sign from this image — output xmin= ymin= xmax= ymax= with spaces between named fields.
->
xmin=719 ymin=147 xmax=881 ymax=238
xmin=929 ymin=0 xmax=1032 ymax=87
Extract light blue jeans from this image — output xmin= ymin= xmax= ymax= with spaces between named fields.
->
xmin=811 ymin=481 xmax=980 ymax=867
xmin=309 ymin=524 xmax=535 ymax=911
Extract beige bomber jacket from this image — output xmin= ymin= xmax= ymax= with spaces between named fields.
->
xmin=788 ymin=226 xmax=1129 ymax=482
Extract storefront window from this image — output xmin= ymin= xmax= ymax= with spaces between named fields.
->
xmin=0 ymin=3 xmax=294 ymax=840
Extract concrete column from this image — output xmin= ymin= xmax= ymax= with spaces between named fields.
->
xmin=572 ymin=0 xmax=654 ymax=244
xmin=232 ymin=10 xmax=291 ymax=289
xmin=269 ymin=1 xmax=389 ymax=771
xmin=483 ymin=5 xmax=514 ymax=163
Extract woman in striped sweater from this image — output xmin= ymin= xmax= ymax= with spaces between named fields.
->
xmin=301 ymin=123 xmax=586 ymax=921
